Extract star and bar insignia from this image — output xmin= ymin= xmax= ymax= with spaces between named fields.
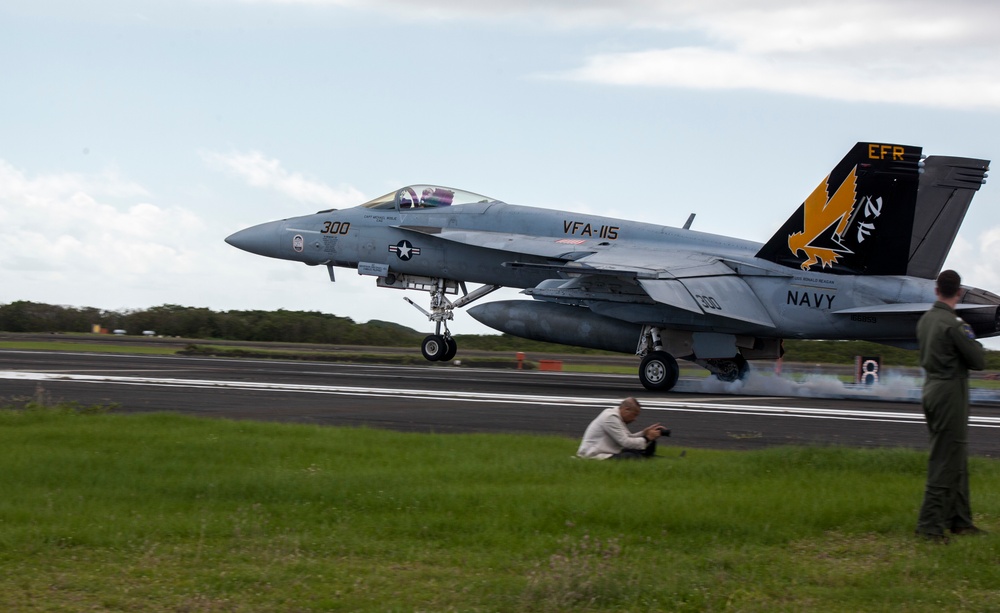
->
xmin=389 ymin=240 xmax=421 ymax=261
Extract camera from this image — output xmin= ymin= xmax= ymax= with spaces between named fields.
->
xmin=657 ymin=427 xmax=671 ymax=437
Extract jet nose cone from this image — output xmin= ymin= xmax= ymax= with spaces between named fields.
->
xmin=225 ymin=220 xmax=284 ymax=258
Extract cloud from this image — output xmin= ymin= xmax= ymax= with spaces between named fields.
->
xmin=202 ymin=150 xmax=367 ymax=207
xmin=946 ymin=224 xmax=1000 ymax=352
xmin=556 ymin=47 xmax=1000 ymax=110
xmin=946 ymin=226 xmax=1000 ymax=296
xmin=223 ymin=0 xmax=1000 ymax=110
xmin=542 ymin=1 xmax=1000 ymax=110
xmin=0 ymin=160 xmax=208 ymax=290
xmin=0 ymin=160 xmax=148 ymax=205
xmin=229 ymin=0 xmax=999 ymax=47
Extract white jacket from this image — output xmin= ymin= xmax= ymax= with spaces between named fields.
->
xmin=577 ymin=407 xmax=649 ymax=459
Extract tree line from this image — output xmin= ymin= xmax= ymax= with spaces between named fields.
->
xmin=0 ymin=301 xmax=424 ymax=346
xmin=2 ymin=300 xmax=998 ymax=368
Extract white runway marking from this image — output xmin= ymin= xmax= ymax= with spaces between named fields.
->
xmin=4 ymin=370 xmax=1000 ymax=428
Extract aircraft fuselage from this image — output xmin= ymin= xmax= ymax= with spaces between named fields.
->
xmin=227 ymin=143 xmax=997 ymax=391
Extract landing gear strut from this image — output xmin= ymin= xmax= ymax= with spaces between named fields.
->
xmin=636 ymin=326 xmax=680 ymax=391
xmin=635 ymin=325 xmax=752 ymax=391
xmin=382 ymin=274 xmax=500 ymax=362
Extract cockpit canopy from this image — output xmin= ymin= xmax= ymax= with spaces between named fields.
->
xmin=360 ymin=185 xmax=501 ymax=211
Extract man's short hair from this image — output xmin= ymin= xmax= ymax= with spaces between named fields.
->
xmin=620 ymin=397 xmax=641 ymax=412
xmin=937 ymin=269 xmax=962 ymax=299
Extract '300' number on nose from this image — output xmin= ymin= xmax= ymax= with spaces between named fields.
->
xmin=322 ymin=221 xmax=351 ymax=235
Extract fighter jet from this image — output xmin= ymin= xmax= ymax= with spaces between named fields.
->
xmin=226 ymin=142 xmax=998 ymax=391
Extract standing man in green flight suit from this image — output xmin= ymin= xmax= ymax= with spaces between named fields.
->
xmin=915 ymin=269 xmax=986 ymax=542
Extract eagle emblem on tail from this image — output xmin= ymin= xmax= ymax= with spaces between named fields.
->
xmin=787 ymin=167 xmax=859 ymax=270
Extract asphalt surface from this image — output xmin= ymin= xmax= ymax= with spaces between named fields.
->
xmin=4 ymin=348 xmax=1000 ymax=457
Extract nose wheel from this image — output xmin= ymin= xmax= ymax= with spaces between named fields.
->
xmin=422 ymin=334 xmax=458 ymax=362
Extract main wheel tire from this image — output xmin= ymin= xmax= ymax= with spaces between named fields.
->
xmin=421 ymin=334 xmax=447 ymax=361
xmin=441 ymin=338 xmax=458 ymax=362
xmin=713 ymin=355 xmax=749 ymax=382
xmin=639 ymin=351 xmax=680 ymax=391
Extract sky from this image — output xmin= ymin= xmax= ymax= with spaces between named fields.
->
xmin=2 ymin=0 xmax=999 ymax=348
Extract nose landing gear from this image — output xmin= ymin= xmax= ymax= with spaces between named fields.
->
xmin=380 ymin=274 xmax=501 ymax=362
xmin=421 ymin=334 xmax=458 ymax=362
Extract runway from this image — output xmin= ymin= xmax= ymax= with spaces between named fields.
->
xmin=3 ymin=349 xmax=1000 ymax=456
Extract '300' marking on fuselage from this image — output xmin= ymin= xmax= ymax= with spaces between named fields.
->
xmin=696 ymin=295 xmax=722 ymax=310
xmin=322 ymin=221 xmax=351 ymax=235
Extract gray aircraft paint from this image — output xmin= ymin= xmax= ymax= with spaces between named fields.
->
xmin=227 ymin=144 xmax=998 ymax=391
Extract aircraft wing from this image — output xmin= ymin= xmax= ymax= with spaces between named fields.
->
xmin=399 ymin=225 xmax=776 ymax=328
xmin=400 ymin=225 xmax=738 ymax=278
xmin=398 ymin=225 xmax=617 ymax=264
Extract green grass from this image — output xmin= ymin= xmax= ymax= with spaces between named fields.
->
xmin=0 ymin=340 xmax=178 ymax=355
xmin=3 ymin=403 xmax=1000 ymax=611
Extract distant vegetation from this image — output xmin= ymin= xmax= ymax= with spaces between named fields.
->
xmin=0 ymin=300 xmax=601 ymax=354
xmin=0 ymin=300 xmax=416 ymax=346
xmin=783 ymin=339 xmax=917 ymax=368
xmin=2 ymin=300 xmax=998 ymax=368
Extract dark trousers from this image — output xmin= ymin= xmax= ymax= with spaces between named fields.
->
xmin=612 ymin=439 xmax=657 ymax=460
xmin=917 ymin=378 xmax=973 ymax=535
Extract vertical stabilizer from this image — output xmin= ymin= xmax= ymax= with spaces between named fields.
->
xmin=756 ymin=142 xmax=923 ymax=275
xmin=907 ymin=156 xmax=990 ymax=279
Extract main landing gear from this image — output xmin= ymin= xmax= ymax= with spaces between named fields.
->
xmin=380 ymin=274 xmax=501 ymax=362
xmin=639 ymin=351 xmax=680 ymax=391
xmin=698 ymin=356 xmax=750 ymax=382
xmin=636 ymin=326 xmax=681 ymax=391
xmin=636 ymin=325 xmax=750 ymax=391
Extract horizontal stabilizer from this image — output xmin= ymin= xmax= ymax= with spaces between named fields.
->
xmin=835 ymin=302 xmax=994 ymax=315
xmin=833 ymin=303 xmax=934 ymax=315
xmin=907 ymin=156 xmax=990 ymax=279
xmin=835 ymin=301 xmax=1000 ymax=339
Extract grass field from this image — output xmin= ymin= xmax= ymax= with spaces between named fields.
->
xmin=2 ymin=403 xmax=1000 ymax=612
xmin=0 ymin=340 xmax=179 ymax=355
